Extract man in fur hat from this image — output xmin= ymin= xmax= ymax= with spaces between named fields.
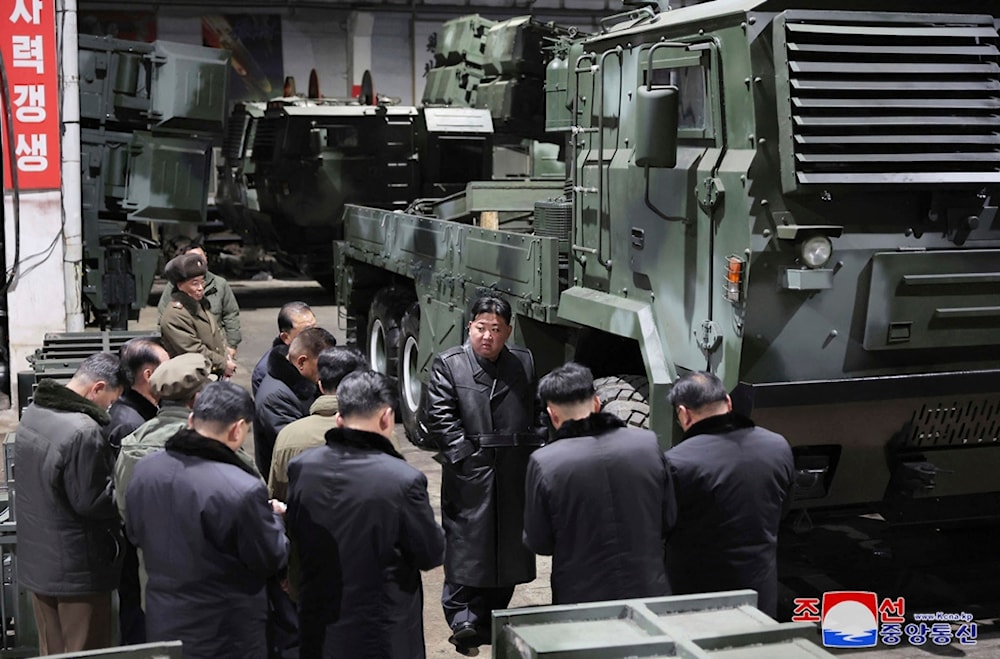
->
xmin=159 ymin=252 xmax=236 ymax=378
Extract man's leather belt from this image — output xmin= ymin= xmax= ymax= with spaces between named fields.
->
xmin=435 ymin=433 xmax=544 ymax=465
xmin=472 ymin=433 xmax=544 ymax=448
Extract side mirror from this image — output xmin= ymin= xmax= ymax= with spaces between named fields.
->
xmin=634 ymin=85 xmax=678 ymax=169
xmin=306 ymin=128 xmax=324 ymax=158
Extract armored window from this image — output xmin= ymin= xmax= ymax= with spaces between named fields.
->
xmin=644 ymin=46 xmax=718 ymax=142
xmin=650 ymin=65 xmax=706 ymax=131
xmin=328 ymin=125 xmax=360 ymax=149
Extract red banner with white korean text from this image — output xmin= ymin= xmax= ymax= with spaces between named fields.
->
xmin=1 ymin=0 xmax=61 ymax=190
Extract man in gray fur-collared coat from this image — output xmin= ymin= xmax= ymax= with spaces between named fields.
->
xmin=16 ymin=352 xmax=128 ymax=655
xmin=419 ymin=295 xmax=541 ymax=654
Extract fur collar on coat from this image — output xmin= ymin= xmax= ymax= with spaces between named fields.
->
xmin=266 ymin=346 xmax=318 ymax=401
xmin=325 ymin=426 xmax=405 ymax=461
xmin=552 ymin=411 xmax=626 ymax=442
xmin=682 ymin=411 xmax=755 ymax=441
xmin=166 ymin=428 xmax=259 ymax=477
xmin=33 ymin=379 xmax=110 ymax=426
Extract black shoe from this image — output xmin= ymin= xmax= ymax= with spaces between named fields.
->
xmin=449 ymin=622 xmax=479 ymax=656
xmin=474 ymin=626 xmax=492 ymax=646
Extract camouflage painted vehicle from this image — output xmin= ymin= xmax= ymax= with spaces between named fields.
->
xmin=337 ymin=0 xmax=1000 ymax=520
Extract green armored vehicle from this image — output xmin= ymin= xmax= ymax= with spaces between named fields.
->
xmin=78 ymin=35 xmax=228 ymax=328
xmin=337 ymin=0 xmax=1000 ymax=519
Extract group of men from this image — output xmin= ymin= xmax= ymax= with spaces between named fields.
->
xmin=418 ymin=296 xmax=795 ymax=656
xmin=14 ymin=274 xmax=795 ymax=658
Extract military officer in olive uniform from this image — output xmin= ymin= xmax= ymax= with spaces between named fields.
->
xmin=159 ymin=252 xmax=237 ymax=379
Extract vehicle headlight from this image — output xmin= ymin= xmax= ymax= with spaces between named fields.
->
xmin=800 ymin=235 xmax=832 ymax=269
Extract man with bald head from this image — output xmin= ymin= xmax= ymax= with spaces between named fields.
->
xmin=252 ymin=301 xmax=318 ymax=395
xmin=255 ymin=327 xmax=337 ymax=476
xmin=255 ymin=326 xmax=335 ymax=657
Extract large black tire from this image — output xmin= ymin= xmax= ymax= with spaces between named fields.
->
xmin=398 ymin=302 xmax=424 ymax=444
xmin=595 ymin=374 xmax=650 ymax=429
xmin=366 ymin=288 xmax=414 ymax=386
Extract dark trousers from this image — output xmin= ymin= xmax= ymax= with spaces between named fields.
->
xmin=442 ymin=581 xmax=514 ymax=633
xmin=267 ymin=577 xmax=299 ymax=659
xmin=31 ymin=592 xmax=111 ymax=655
xmin=118 ymin=536 xmax=146 ymax=644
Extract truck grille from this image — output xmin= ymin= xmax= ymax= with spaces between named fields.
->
xmin=774 ymin=10 xmax=1000 ymax=188
xmin=222 ymin=111 xmax=251 ymax=161
xmin=251 ymin=117 xmax=279 ymax=163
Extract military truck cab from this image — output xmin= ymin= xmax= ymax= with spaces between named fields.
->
xmin=337 ymin=0 xmax=1000 ymax=521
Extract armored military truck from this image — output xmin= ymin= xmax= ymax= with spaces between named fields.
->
xmin=77 ymin=35 xmax=228 ymax=328
xmin=336 ymin=0 xmax=1000 ymax=520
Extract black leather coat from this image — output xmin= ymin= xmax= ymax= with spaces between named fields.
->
xmin=419 ymin=342 xmax=539 ymax=587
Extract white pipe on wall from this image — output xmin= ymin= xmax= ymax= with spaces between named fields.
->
xmin=59 ymin=0 xmax=84 ymax=331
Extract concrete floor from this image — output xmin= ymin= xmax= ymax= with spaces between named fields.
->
xmin=6 ymin=276 xmax=998 ymax=657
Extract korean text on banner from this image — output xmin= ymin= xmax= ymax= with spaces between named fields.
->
xmin=2 ymin=0 xmax=61 ymax=191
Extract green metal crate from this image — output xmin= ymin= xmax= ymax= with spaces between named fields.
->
xmin=492 ymin=590 xmax=833 ymax=658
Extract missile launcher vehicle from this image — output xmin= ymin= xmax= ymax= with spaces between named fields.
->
xmin=336 ymin=0 xmax=1000 ymax=521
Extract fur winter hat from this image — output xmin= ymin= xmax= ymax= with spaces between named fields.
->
xmin=163 ymin=252 xmax=208 ymax=285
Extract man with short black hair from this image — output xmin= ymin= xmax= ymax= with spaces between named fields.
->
xmin=16 ymin=352 xmax=128 ymax=654
xmin=105 ymin=337 xmax=169 ymax=455
xmin=252 ymin=301 xmax=317 ymax=394
xmin=288 ymin=370 xmax=444 ymax=658
xmin=524 ymin=362 xmax=675 ymax=605
xmin=420 ymin=294 xmax=541 ymax=653
xmin=665 ymin=371 xmax=794 ymax=617
xmin=115 ymin=352 xmax=214 ymax=645
xmin=268 ymin=346 xmax=369 ymax=500
xmin=126 ymin=381 xmax=288 ymax=659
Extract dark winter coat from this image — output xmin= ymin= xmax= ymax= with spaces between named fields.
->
xmin=419 ymin=342 xmax=539 ymax=587
xmin=287 ymin=427 xmax=444 ymax=658
xmin=125 ymin=428 xmax=288 ymax=659
xmin=254 ymin=346 xmax=319 ymax=478
xmin=159 ymin=290 xmax=229 ymax=376
xmin=103 ymin=388 xmax=158 ymax=455
xmin=665 ymin=413 xmax=794 ymax=617
xmin=15 ymin=379 xmax=122 ymax=596
xmin=524 ymin=412 xmax=675 ymax=604
xmin=252 ymin=337 xmax=284 ymax=395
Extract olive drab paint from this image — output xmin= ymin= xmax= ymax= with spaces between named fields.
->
xmin=337 ymin=1 xmax=1000 ymax=522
